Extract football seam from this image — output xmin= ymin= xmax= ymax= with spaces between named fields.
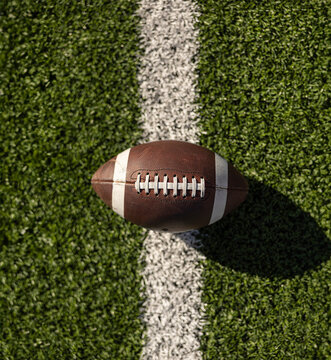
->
xmin=91 ymin=179 xmax=247 ymax=191
xmin=126 ymin=195 xmax=209 ymax=203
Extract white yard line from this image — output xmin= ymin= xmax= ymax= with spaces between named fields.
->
xmin=137 ymin=1 xmax=204 ymax=359
xmin=137 ymin=0 xmax=200 ymax=142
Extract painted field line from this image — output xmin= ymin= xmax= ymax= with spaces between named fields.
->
xmin=136 ymin=1 xmax=204 ymax=359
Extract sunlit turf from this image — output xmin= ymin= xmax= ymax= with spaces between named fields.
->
xmin=0 ymin=0 xmax=330 ymax=359
xmin=0 ymin=1 xmax=144 ymax=359
xmin=197 ymin=1 xmax=330 ymax=359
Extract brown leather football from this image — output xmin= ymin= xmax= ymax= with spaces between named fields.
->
xmin=91 ymin=140 xmax=248 ymax=233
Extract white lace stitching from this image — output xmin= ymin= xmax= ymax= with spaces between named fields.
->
xmin=135 ymin=173 xmax=205 ymax=198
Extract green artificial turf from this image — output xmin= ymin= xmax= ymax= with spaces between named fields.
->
xmin=196 ymin=1 xmax=330 ymax=359
xmin=0 ymin=1 xmax=144 ymax=359
xmin=1 ymin=0 xmax=330 ymax=359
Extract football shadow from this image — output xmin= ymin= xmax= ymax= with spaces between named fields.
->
xmin=180 ymin=178 xmax=330 ymax=279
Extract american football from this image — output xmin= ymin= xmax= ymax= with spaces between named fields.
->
xmin=91 ymin=140 xmax=248 ymax=232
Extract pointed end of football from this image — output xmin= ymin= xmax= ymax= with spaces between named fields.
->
xmin=91 ymin=157 xmax=117 ymax=208
xmin=224 ymin=163 xmax=249 ymax=216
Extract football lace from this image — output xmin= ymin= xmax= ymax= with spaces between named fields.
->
xmin=135 ymin=173 xmax=205 ymax=198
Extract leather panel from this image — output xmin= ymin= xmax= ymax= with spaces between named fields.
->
xmin=124 ymin=141 xmax=215 ymax=232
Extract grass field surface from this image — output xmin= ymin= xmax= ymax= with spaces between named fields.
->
xmin=197 ymin=1 xmax=330 ymax=358
xmin=1 ymin=0 xmax=330 ymax=359
xmin=1 ymin=1 xmax=145 ymax=358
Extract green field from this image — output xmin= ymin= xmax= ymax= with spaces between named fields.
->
xmin=197 ymin=1 xmax=330 ymax=358
xmin=1 ymin=0 xmax=330 ymax=359
xmin=1 ymin=1 xmax=145 ymax=359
